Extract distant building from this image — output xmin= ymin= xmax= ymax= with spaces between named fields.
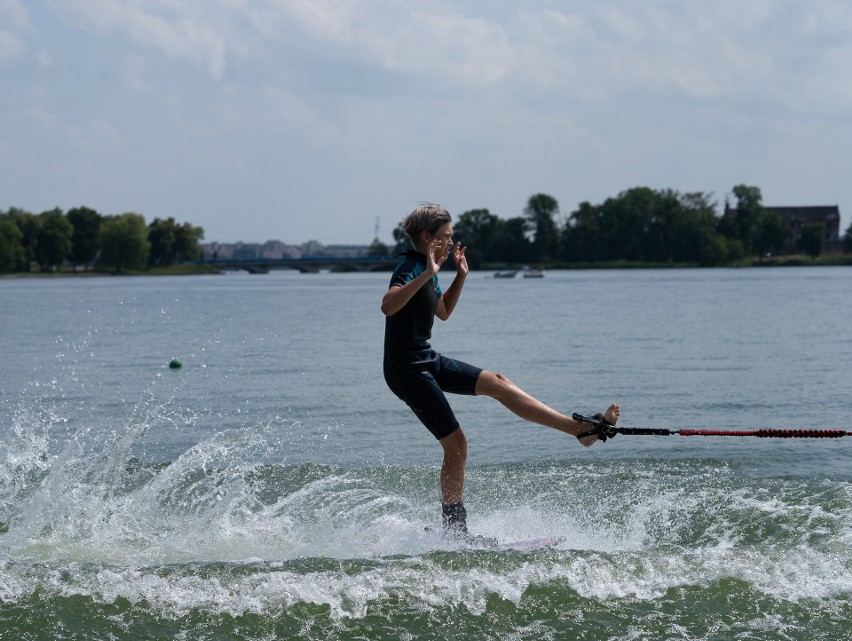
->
xmin=201 ymin=240 xmax=302 ymax=260
xmin=201 ymin=242 xmax=232 ymax=260
xmin=769 ymin=206 xmax=841 ymax=250
xmin=319 ymin=244 xmax=371 ymax=258
xmin=723 ymin=204 xmax=842 ymax=253
xmin=260 ymin=240 xmax=302 ymax=259
xmin=201 ymin=240 xmax=371 ymax=260
xmin=300 ymin=240 xmax=324 ymax=257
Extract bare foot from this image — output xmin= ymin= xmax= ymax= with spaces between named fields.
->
xmin=578 ymin=403 xmax=620 ymax=447
xmin=603 ymin=403 xmax=620 ymax=425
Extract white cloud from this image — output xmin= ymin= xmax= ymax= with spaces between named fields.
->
xmin=57 ymin=0 xmax=230 ymax=78
xmin=5 ymin=1 xmax=852 ymax=241
xmin=0 ymin=0 xmax=30 ymax=29
xmin=65 ymin=118 xmax=123 ymax=153
xmin=266 ymin=0 xmax=516 ymax=85
xmin=279 ymin=0 xmax=355 ymax=43
xmin=261 ymin=86 xmax=334 ymax=141
xmin=0 ymin=0 xmax=29 ymax=63
xmin=44 ymin=1 xmax=852 ymax=106
xmin=600 ymin=6 xmax=645 ymax=42
xmin=0 ymin=28 xmax=23 ymax=62
xmin=514 ymin=4 xmax=781 ymax=99
xmin=31 ymin=105 xmax=59 ymax=131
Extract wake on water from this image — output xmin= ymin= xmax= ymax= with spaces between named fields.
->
xmin=1 ymin=372 xmax=851 ymax=639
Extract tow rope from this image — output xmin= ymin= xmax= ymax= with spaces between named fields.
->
xmin=573 ymin=413 xmax=851 ymax=440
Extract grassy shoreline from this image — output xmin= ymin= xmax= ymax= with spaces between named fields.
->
xmin=485 ymin=253 xmax=852 ymax=270
xmin=3 ymin=254 xmax=851 ymax=278
xmin=0 ymin=264 xmax=223 ymax=278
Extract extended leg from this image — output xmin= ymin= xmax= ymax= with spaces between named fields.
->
xmin=474 ymin=370 xmax=619 ymax=444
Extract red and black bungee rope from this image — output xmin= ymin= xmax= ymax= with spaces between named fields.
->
xmin=573 ymin=414 xmax=852 ymax=440
xmin=676 ymin=428 xmax=849 ymax=438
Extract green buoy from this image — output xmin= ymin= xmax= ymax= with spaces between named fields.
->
xmin=169 ymin=358 xmax=182 ymax=370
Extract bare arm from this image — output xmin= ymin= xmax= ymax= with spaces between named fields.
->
xmin=381 ymin=269 xmax=435 ymax=316
xmin=380 ymin=240 xmax=445 ymax=316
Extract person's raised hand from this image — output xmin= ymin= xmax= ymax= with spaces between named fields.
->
xmin=426 ymin=239 xmax=446 ymax=275
xmin=452 ymin=242 xmax=468 ymax=277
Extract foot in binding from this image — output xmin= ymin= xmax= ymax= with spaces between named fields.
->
xmin=576 ymin=403 xmax=620 ymax=446
xmin=442 ymin=502 xmax=498 ymax=548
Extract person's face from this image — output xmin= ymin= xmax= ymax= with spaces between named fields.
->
xmin=429 ymin=223 xmax=454 ymax=259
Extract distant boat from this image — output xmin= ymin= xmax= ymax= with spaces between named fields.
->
xmin=522 ymin=267 xmax=544 ymax=278
xmin=494 ymin=270 xmax=518 ymax=279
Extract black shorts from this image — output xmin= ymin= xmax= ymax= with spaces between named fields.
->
xmin=383 ymin=351 xmax=483 ymax=440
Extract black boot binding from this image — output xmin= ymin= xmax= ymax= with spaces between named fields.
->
xmin=442 ymin=502 xmax=498 ymax=548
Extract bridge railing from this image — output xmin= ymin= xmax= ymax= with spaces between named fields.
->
xmin=196 ymin=256 xmax=398 ymax=273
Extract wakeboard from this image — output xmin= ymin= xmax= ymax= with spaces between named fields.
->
xmin=427 ymin=527 xmax=563 ymax=551
xmin=496 ymin=536 xmax=564 ymax=551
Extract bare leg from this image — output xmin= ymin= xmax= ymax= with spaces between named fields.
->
xmin=438 ymin=428 xmax=494 ymax=543
xmin=438 ymin=428 xmax=467 ymax=504
xmin=474 ymin=370 xmax=620 ymax=446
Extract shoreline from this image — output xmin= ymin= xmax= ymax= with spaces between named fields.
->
xmin=3 ymin=253 xmax=851 ymax=278
xmin=0 ymin=264 xmax=224 ymax=278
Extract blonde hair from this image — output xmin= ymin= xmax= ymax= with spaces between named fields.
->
xmin=400 ymin=203 xmax=452 ymax=243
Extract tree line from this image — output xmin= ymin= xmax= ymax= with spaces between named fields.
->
xmin=4 ymin=186 xmax=850 ymax=275
xmin=0 ymin=206 xmax=204 ymax=274
xmin=379 ymin=185 xmax=852 ymax=268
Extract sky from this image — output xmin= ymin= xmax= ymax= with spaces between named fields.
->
xmin=2 ymin=1 xmax=851 ymax=246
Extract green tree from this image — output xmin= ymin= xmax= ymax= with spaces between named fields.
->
xmin=754 ymin=209 xmax=790 ymax=258
xmin=562 ymin=201 xmax=601 ymax=262
xmin=844 ymin=220 xmax=852 ymax=253
xmin=368 ymin=238 xmax=389 ymax=257
xmin=148 ymin=217 xmax=204 ymax=266
xmin=797 ymin=221 xmax=826 ymax=259
xmin=487 ymin=217 xmax=534 ymax=263
xmin=675 ymin=192 xmax=721 ymax=265
xmin=391 ymin=226 xmax=410 ymax=256
xmin=6 ymin=207 xmax=40 ymax=270
xmin=454 ymin=208 xmax=498 ymax=269
xmin=174 ymin=221 xmax=204 ymax=262
xmin=99 ymin=213 xmax=150 ymax=272
xmin=147 ymin=217 xmax=177 ymax=267
xmin=598 ymin=188 xmax=656 ymax=261
xmin=638 ymin=189 xmax=679 ymax=262
xmin=562 ymin=190 xmax=724 ymax=266
xmin=701 ymin=234 xmax=745 ymax=266
xmin=66 ymin=206 xmax=101 ymax=270
xmin=719 ymin=185 xmax=763 ymax=255
xmin=0 ymin=217 xmax=25 ymax=273
xmin=35 ymin=208 xmax=73 ymax=271
xmin=524 ymin=194 xmax=560 ymax=261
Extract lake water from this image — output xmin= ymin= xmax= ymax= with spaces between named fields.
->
xmin=1 ymin=267 xmax=851 ymax=640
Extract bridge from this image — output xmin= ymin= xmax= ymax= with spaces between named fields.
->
xmin=199 ymin=256 xmax=398 ymax=274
